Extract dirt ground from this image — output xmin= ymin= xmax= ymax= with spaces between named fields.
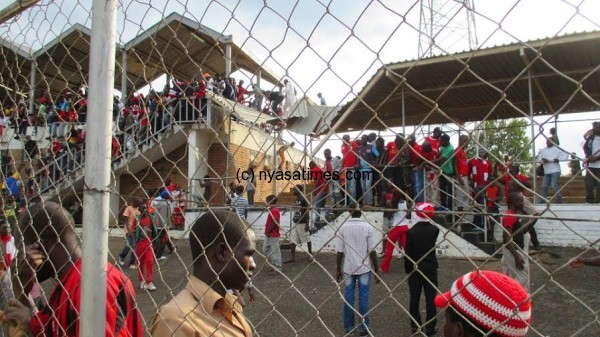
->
xmin=96 ymin=238 xmax=600 ymax=337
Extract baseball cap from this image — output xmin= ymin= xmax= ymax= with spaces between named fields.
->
xmin=435 ymin=270 xmax=532 ymax=337
xmin=414 ymin=202 xmax=434 ymax=222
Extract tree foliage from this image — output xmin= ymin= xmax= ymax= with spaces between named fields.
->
xmin=467 ymin=119 xmax=532 ymax=170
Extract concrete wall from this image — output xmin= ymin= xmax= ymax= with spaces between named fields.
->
xmin=170 ymin=209 xmax=490 ymax=259
xmin=494 ymin=204 xmax=600 ymax=248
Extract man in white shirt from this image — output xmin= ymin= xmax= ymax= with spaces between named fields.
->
xmin=317 ymin=92 xmax=326 ymax=105
xmin=283 ymin=79 xmax=297 ymax=114
xmin=336 ymin=207 xmax=379 ymax=336
xmin=537 ymin=138 xmax=569 ymax=203
xmin=584 ymin=121 xmax=600 ymax=203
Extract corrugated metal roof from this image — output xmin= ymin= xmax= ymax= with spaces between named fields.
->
xmin=332 ymin=31 xmax=600 ymax=133
xmin=279 ymin=97 xmax=340 ymax=136
xmin=209 ymin=92 xmax=274 ymax=125
xmin=2 ymin=12 xmax=280 ymax=97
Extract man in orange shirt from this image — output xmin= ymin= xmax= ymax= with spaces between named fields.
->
xmin=118 ymin=198 xmax=142 ymax=269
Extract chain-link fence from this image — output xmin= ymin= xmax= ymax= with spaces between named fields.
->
xmin=0 ymin=0 xmax=599 ymax=336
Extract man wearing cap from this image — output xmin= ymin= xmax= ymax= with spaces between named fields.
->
xmin=583 ymin=121 xmax=600 ymax=203
xmin=336 ymin=206 xmax=379 ymax=336
xmin=404 ymin=202 xmax=440 ymax=336
xmin=435 ymin=270 xmax=532 ymax=337
xmin=425 ymin=127 xmax=442 ymax=152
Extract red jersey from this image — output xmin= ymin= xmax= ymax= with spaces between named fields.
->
xmin=469 ymin=158 xmax=492 ymax=188
xmin=341 ymin=141 xmax=359 ymax=168
xmin=454 ymin=147 xmax=469 ymax=177
xmin=502 ymin=209 xmax=519 ymax=229
xmin=421 ymin=149 xmax=440 ymax=170
xmin=386 ymin=142 xmax=398 ymax=164
xmin=409 ymin=143 xmax=422 ymax=166
xmin=265 ymin=206 xmax=281 ymax=238
xmin=311 ymin=166 xmax=328 ymax=193
xmin=237 ymin=86 xmax=248 ymax=103
xmin=486 ymin=185 xmax=501 ymax=208
xmin=504 ymin=173 xmax=529 ymax=201
xmin=31 ymin=259 xmax=143 ymax=337
xmin=425 ymin=136 xmax=440 ymax=152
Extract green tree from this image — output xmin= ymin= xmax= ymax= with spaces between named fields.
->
xmin=467 ymin=119 xmax=533 ymax=173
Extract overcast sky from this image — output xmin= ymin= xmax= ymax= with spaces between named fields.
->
xmin=1 ymin=0 xmax=599 ymax=167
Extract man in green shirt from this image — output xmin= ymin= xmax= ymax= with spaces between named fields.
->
xmin=439 ymin=134 xmax=455 ymax=211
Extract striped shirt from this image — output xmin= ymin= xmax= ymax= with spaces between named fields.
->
xmin=336 ymin=217 xmax=376 ymax=275
xmin=234 ymin=195 xmax=248 ymax=219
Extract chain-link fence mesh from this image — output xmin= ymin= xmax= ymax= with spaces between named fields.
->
xmin=0 ymin=0 xmax=599 ymax=336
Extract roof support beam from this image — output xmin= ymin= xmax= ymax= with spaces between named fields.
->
xmin=520 ymin=48 xmax=555 ymax=114
xmin=0 ymin=0 xmax=40 ymax=25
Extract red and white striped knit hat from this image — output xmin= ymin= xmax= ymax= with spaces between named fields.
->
xmin=435 ymin=270 xmax=532 ymax=337
xmin=414 ymin=202 xmax=435 ymax=222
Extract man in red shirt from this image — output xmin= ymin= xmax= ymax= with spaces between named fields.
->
xmin=469 ymin=149 xmax=492 ymax=229
xmin=408 ymin=135 xmax=425 ymax=202
xmin=424 ymin=127 xmax=442 ymax=152
xmin=341 ymin=134 xmax=359 ymax=205
xmin=237 ymin=79 xmax=249 ymax=104
xmin=384 ymin=137 xmax=399 ymax=191
xmin=310 ymin=161 xmax=328 ymax=225
xmin=6 ymin=201 xmax=142 ymax=337
xmin=417 ymin=141 xmax=440 ymax=206
xmin=454 ymin=135 xmax=470 ymax=219
xmin=263 ymin=195 xmax=282 ymax=274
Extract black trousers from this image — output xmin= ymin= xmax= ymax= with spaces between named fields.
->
xmin=439 ymin=174 xmax=453 ymax=210
xmin=154 ymin=228 xmax=175 ymax=257
xmin=585 ymin=167 xmax=600 ymax=203
xmin=408 ymin=268 xmax=438 ymax=333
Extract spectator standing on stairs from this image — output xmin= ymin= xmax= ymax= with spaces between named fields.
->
xmin=277 ymin=142 xmax=295 ymax=170
xmin=537 ymin=137 xmax=568 ymax=203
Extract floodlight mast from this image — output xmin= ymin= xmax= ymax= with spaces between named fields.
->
xmin=418 ymin=0 xmax=478 ymax=58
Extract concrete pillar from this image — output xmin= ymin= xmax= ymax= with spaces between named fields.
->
xmin=121 ymin=50 xmax=127 ymax=103
xmin=225 ymin=42 xmax=232 ymax=79
xmin=29 ymin=62 xmax=36 ymax=116
xmin=109 ymin=175 xmax=121 ymax=226
xmin=188 ymin=129 xmax=211 ymax=206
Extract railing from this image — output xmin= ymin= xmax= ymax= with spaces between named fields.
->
xmin=32 ymin=96 xmax=223 ymax=195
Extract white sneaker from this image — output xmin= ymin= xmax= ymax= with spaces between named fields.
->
xmin=140 ymin=281 xmax=147 ymax=290
xmin=146 ymin=282 xmax=157 ymax=291
xmin=118 ymin=257 xmax=125 ymax=266
xmin=157 ymin=256 xmax=167 ymax=261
